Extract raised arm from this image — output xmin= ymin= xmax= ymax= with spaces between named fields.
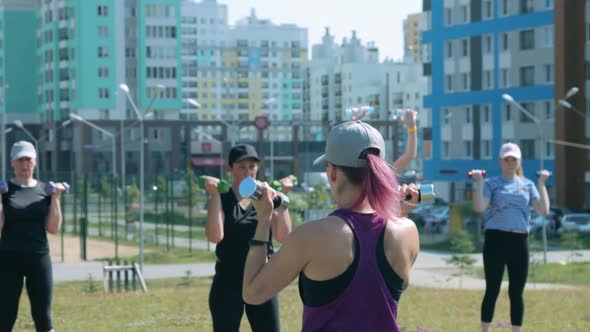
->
xmin=270 ymin=176 xmax=294 ymax=243
xmin=46 ymin=183 xmax=65 ymax=235
xmin=204 ymin=176 xmax=224 ymax=243
xmin=532 ymin=170 xmax=550 ymax=216
xmin=472 ymin=171 xmax=489 ymax=213
xmin=393 ymin=109 xmax=417 ymax=173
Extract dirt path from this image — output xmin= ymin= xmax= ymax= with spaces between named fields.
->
xmin=48 ymin=234 xmax=138 ymax=263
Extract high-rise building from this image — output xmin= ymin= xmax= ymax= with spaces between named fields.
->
xmin=420 ymin=0 xmax=586 ymax=202
xmin=403 ymin=12 xmax=423 ymax=62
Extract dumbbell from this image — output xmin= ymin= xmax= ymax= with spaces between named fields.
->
xmin=239 ymin=177 xmax=290 ymax=212
xmin=270 ymin=175 xmax=299 ymax=191
xmin=0 ymin=180 xmax=7 ymax=193
xmin=467 ymin=170 xmax=486 ymax=178
xmin=404 ymin=183 xmax=435 ymax=203
xmin=45 ymin=181 xmax=70 ymax=194
xmin=198 ymin=175 xmax=231 ymax=193
xmin=536 ymin=170 xmax=552 ymax=177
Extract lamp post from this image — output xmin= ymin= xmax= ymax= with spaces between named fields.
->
xmin=69 ymin=114 xmax=116 ymax=180
xmin=186 ymin=98 xmax=245 ymax=147
xmin=262 ymin=98 xmax=278 ymax=179
xmin=502 ymin=87 xmax=579 ymax=263
xmin=119 ymin=83 xmax=164 ymax=271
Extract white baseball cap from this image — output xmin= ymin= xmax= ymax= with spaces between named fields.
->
xmin=10 ymin=141 xmax=37 ymax=160
xmin=499 ymin=142 xmax=521 ymax=159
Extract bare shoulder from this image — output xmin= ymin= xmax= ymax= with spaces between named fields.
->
xmin=388 ymin=217 xmax=418 ymax=235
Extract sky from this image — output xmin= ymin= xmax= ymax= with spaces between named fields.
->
xmin=219 ymin=0 xmax=423 ymax=61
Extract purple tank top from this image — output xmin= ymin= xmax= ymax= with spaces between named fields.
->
xmin=301 ymin=209 xmax=400 ymax=332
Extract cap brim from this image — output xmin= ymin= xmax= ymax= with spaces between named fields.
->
xmin=12 ymin=152 xmax=36 ymax=161
xmin=313 ymin=154 xmax=328 ymax=168
xmin=232 ymin=155 xmax=261 ymax=164
xmin=500 ymin=152 xmax=521 ymax=159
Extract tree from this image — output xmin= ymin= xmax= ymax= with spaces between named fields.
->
xmin=444 ymin=229 xmax=476 ymax=288
xmin=307 ymin=183 xmax=333 ymax=210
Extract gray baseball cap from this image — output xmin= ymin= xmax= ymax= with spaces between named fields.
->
xmin=313 ymin=120 xmax=385 ymax=168
xmin=10 ymin=141 xmax=37 ymax=160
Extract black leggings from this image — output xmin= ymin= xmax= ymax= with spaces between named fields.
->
xmin=209 ymin=272 xmax=280 ymax=332
xmin=0 ymin=251 xmax=53 ymax=332
xmin=481 ymin=230 xmax=529 ymax=326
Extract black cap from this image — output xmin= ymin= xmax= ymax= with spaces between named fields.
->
xmin=228 ymin=144 xmax=260 ymax=166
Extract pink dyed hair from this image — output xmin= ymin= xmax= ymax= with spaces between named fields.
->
xmin=342 ymin=154 xmax=401 ymax=220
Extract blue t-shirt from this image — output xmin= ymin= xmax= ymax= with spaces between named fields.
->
xmin=483 ymin=176 xmax=540 ymax=232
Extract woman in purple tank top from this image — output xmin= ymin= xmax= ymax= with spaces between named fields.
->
xmin=242 ymin=120 xmax=421 ymax=331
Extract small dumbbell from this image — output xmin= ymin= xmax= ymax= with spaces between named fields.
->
xmin=198 ymin=175 xmax=230 ymax=193
xmin=467 ymin=170 xmax=486 ymax=178
xmin=0 ymin=180 xmax=8 ymax=193
xmin=239 ymin=177 xmax=290 ymax=212
xmin=536 ymin=171 xmax=552 ymax=177
xmin=270 ymin=175 xmax=299 ymax=191
xmin=45 ymin=181 xmax=70 ymax=195
xmin=404 ymin=183 xmax=435 ymax=203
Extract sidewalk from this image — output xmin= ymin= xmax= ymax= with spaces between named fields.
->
xmin=52 ymin=249 xmax=590 ymax=290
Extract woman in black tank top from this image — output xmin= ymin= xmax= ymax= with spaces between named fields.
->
xmin=203 ymin=144 xmax=293 ymax=332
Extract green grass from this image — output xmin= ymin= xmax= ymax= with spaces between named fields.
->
xmin=473 ymin=261 xmax=590 ymax=286
xmin=11 ymin=278 xmax=590 ymax=331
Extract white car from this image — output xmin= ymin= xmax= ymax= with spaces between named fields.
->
xmin=561 ymin=213 xmax=590 ymax=233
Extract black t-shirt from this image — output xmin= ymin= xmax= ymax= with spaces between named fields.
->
xmin=0 ymin=181 xmax=51 ymax=254
xmin=214 ymin=188 xmax=274 ymax=275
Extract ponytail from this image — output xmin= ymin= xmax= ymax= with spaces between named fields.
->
xmin=339 ymin=154 xmax=401 ymax=220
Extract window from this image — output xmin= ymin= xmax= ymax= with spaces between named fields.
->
xmin=484 ymin=35 xmax=493 ymax=54
xmin=483 ymin=140 xmax=491 ymax=158
xmin=520 ymin=139 xmax=536 ymax=159
xmin=520 ymin=0 xmax=534 ymax=13
xmin=502 ymin=33 xmax=509 ymax=51
xmin=443 ymin=108 xmax=451 ymax=125
xmin=98 ymin=67 xmax=109 ymax=78
xmin=544 ymin=101 xmax=552 ymax=120
xmin=98 ymin=26 xmax=108 ymax=37
xmin=98 ymin=46 xmax=108 ymax=58
xmin=461 ymin=39 xmax=469 ymax=57
xmin=462 ymin=73 xmax=469 ymax=90
xmin=519 ymin=66 xmax=535 ymax=86
xmin=545 ymin=141 xmax=553 ymax=158
xmin=465 ymin=107 xmax=471 ymax=123
xmin=544 ymin=64 xmax=553 ymax=83
xmin=501 ymin=68 xmax=510 ymax=87
xmin=464 ymin=141 xmax=472 ymax=157
xmin=445 ymin=75 xmax=453 ymax=92
xmin=98 ymin=88 xmax=109 ymax=99
xmin=502 ymin=0 xmax=509 ymax=15
xmin=483 ymin=0 xmax=493 ymax=19
xmin=445 ymin=8 xmax=452 ymax=26
xmin=98 ymin=5 xmax=108 ymax=16
xmin=484 ymin=70 xmax=493 ymax=89
xmin=520 ymin=30 xmax=535 ymax=50
xmin=504 ymin=104 xmax=512 ymax=121
xmin=542 ymin=26 xmax=553 ymax=47
xmin=483 ymin=105 xmax=490 ymax=123
xmin=446 ymin=41 xmax=453 ymax=58
xmin=519 ymin=102 xmax=536 ymax=123
xmin=442 ymin=141 xmax=450 ymax=158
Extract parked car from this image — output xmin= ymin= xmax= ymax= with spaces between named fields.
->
xmin=561 ymin=213 xmax=590 ymax=233
xmin=423 ymin=206 xmax=449 ymax=233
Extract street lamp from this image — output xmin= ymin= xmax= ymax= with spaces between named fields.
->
xmin=119 ymin=83 xmax=164 ymax=271
xmin=557 ymin=87 xmax=585 ymax=118
xmin=502 ymin=88 xmax=579 ymax=263
xmin=69 ymin=113 xmax=116 ymax=179
xmin=186 ymin=98 xmax=245 ymax=147
xmin=261 ymin=98 xmax=278 ymax=179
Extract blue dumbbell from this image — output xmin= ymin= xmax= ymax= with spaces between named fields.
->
xmin=45 ymin=181 xmax=70 ymax=195
xmin=0 ymin=180 xmax=7 ymax=193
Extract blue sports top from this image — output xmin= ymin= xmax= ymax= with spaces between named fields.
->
xmin=483 ymin=176 xmax=540 ymax=232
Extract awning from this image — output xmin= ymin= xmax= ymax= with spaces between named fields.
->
xmin=191 ymin=157 xmax=224 ymax=166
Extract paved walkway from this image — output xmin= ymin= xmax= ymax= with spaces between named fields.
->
xmin=53 ymin=249 xmax=590 ymax=290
